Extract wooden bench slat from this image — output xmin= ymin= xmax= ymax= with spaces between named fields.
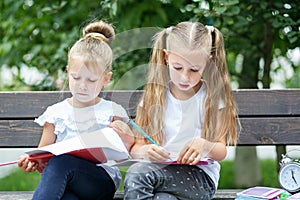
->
xmin=1 ymin=117 xmax=300 ymax=147
xmin=0 ymin=91 xmax=142 ymax=118
xmin=0 ymin=189 xmax=241 ymax=200
xmin=1 ymin=90 xmax=300 ymax=118
xmin=234 ymin=89 xmax=300 ymax=116
xmin=239 ymin=117 xmax=300 ymax=145
xmin=0 ymin=120 xmax=41 ymax=147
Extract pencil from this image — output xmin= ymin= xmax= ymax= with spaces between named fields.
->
xmin=0 ymin=160 xmax=18 ymax=167
xmin=128 ymin=119 xmax=158 ymax=145
xmin=110 ymin=116 xmax=158 ymax=145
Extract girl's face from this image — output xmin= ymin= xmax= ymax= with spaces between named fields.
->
xmin=164 ymin=50 xmax=207 ymax=98
xmin=68 ymin=57 xmax=112 ymax=107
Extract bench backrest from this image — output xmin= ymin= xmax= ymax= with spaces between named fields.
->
xmin=0 ymin=89 xmax=300 ymax=147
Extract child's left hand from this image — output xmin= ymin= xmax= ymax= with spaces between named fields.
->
xmin=177 ymin=138 xmax=213 ymax=165
xmin=108 ymin=120 xmax=135 ymax=151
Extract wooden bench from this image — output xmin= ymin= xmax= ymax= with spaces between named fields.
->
xmin=1 ymin=89 xmax=300 ymax=200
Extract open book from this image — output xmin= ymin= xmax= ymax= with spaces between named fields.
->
xmin=110 ymin=150 xmax=214 ymax=166
xmin=0 ymin=127 xmax=213 ymax=167
xmin=25 ymin=127 xmax=130 ymax=165
xmin=111 ymin=157 xmax=214 ymax=167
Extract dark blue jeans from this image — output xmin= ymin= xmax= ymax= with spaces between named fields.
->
xmin=32 ymin=155 xmax=116 ymax=200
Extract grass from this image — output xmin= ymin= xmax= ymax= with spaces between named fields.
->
xmin=218 ymin=159 xmax=279 ymax=189
xmin=0 ymin=159 xmax=279 ymax=191
xmin=0 ymin=170 xmax=40 ymax=191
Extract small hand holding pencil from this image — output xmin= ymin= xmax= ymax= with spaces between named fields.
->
xmin=110 ymin=116 xmax=212 ymax=165
xmin=109 ymin=116 xmax=171 ymax=162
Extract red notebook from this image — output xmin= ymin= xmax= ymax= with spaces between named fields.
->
xmin=27 ymin=147 xmax=107 ymax=164
xmin=0 ymin=128 xmax=129 ymax=167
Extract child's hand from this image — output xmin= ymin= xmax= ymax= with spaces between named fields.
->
xmin=177 ymin=138 xmax=211 ymax=165
xmin=36 ymin=161 xmax=47 ymax=173
xmin=18 ymin=155 xmax=39 ymax=172
xmin=109 ymin=120 xmax=135 ymax=151
xmin=141 ymin=144 xmax=170 ymax=162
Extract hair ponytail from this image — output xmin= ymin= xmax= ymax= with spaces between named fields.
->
xmin=202 ymin=27 xmax=238 ymax=145
xmin=68 ymin=20 xmax=115 ymax=72
xmin=134 ymin=29 xmax=169 ymax=145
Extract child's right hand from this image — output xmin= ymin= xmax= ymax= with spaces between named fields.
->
xmin=18 ymin=155 xmax=38 ymax=172
xmin=108 ymin=120 xmax=135 ymax=151
xmin=141 ymin=144 xmax=170 ymax=162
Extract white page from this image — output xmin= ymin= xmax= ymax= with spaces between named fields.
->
xmin=26 ymin=127 xmax=129 ymax=161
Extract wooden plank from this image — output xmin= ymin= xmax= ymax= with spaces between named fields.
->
xmin=0 ymin=91 xmax=142 ymax=118
xmin=1 ymin=117 xmax=300 ymax=147
xmin=115 ymin=189 xmax=242 ymax=199
xmin=239 ymin=117 xmax=300 ymax=145
xmin=0 ymin=120 xmax=42 ymax=147
xmin=0 ymin=189 xmax=241 ymax=200
xmin=1 ymin=89 xmax=300 ymax=118
xmin=234 ymin=89 xmax=300 ymax=116
xmin=0 ymin=91 xmax=71 ymax=118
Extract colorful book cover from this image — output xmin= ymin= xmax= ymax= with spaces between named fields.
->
xmin=235 ymin=186 xmax=287 ymax=199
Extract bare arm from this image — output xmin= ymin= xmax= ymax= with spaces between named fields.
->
xmin=18 ymin=122 xmax=56 ymax=172
xmin=38 ymin=122 xmax=57 ymax=147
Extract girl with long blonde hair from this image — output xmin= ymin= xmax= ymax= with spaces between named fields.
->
xmin=124 ymin=21 xmax=239 ymax=200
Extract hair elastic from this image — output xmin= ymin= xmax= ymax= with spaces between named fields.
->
xmin=205 ymin=25 xmax=215 ymax=33
xmin=84 ymin=32 xmax=108 ymax=43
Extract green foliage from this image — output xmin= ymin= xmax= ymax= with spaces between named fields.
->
xmin=0 ymin=0 xmax=110 ymax=90
xmin=104 ymin=0 xmax=193 ymax=89
xmin=1 ymin=0 xmax=299 ymax=90
xmin=182 ymin=0 xmax=300 ymax=88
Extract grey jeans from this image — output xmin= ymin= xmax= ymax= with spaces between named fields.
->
xmin=124 ymin=162 xmax=216 ymax=200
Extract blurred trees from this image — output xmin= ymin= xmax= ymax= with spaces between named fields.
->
xmin=1 ymin=0 xmax=298 ymax=91
xmin=0 ymin=0 xmax=191 ymax=90
xmin=0 ymin=0 xmax=105 ymax=90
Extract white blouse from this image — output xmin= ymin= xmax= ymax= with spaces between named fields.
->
xmin=34 ymin=98 xmax=128 ymax=189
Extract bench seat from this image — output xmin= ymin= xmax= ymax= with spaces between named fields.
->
xmin=0 ymin=189 xmax=242 ymax=200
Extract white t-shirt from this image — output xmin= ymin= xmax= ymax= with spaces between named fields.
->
xmin=34 ymin=98 xmax=128 ymax=189
xmin=164 ymin=83 xmax=221 ymax=188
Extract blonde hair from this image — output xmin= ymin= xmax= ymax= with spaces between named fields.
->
xmin=135 ymin=21 xmax=239 ymax=146
xmin=67 ymin=20 xmax=115 ymax=73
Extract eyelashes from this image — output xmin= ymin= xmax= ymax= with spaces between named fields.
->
xmin=71 ymin=76 xmax=98 ymax=82
xmin=172 ymin=66 xmax=200 ymax=72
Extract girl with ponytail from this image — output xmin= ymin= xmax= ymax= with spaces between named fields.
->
xmin=124 ymin=22 xmax=239 ymax=200
xmin=18 ymin=20 xmax=133 ymax=200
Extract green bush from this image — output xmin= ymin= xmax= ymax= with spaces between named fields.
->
xmin=218 ymin=159 xmax=280 ymax=189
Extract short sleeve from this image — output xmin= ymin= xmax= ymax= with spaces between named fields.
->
xmin=34 ymin=107 xmax=56 ymax=126
xmin=112 ymin=102 xmax=128 ymax=118
xmin=34 ymin=100 xmax=69 ymax=137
